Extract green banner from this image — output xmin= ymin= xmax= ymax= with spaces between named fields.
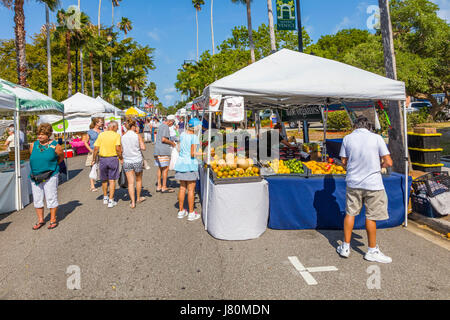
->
xmin=276 ymin=0 xmax=296 ymax=31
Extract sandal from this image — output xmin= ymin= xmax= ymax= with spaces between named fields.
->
xmin=32 ymin=222 xmax=46 ymax=231
xmin=161 ymin=188 xmax=175 ymax=193
xmin=156 ymin=189 xmax=162 ymax=193
xmin=137 ymin=197 xmax=146 ymax=203
xmin=90 ymin=187 xmax=98 ymax=192
xmin=48 ymin=222 xmax=58 ymax=230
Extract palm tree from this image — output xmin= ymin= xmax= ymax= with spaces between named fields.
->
xmin=98 ymin=0 xmax=103 ymax=97
xmin=41 ymin=0 xmax=61 ymax=98
xmin=231 ymin=0 xmax=255 ymax=63
xmin=117 ymin=16 xmax=132 ymax=37
xmin=192 ymin=0 xmax=205 ymax=62
xmin=210 ymin=0 xmax=215 ymax=55
xmin=110 ymin=0 xmax=121 ymax=79
xmin=55 ymin=8 xmax=89 ymax=98
xmin=267 ymin=0 xmax=276 ymax=53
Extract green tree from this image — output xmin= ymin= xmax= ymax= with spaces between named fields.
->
xmin=117 ymin=16 xmax=132 ymax=37
xmin=144 ymin=81 xmax=158 ymax=103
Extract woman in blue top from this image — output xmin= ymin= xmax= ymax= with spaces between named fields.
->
xmin=84 ymin=117 xmax=103 ymax=192
xmin=174 ymin=119 xmax=202 ymax=221
xmin=29 ymin=123 xmax=64 ymax=230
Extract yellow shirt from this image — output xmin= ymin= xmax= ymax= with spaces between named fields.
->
xmin=94 ymin=130 xmax=121 ymax=157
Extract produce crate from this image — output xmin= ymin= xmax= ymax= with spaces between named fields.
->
xmin=408 ymin=132 xmax=441 ymax=149
xmin=261 ymin=163 xmax=310 ymax=178
xmin=209 ymin=168 xmax=262 ymax=185
xmin=411 ymin=162 xmax=443 ymax=173
xmin=412 ymin=171 xmax=450 ymax=198
xmin=408 ymin=148 xmax=443 ymax=164
xmin=410 ymin=194 xmax=443 ymax=218
xmin=8 ymin=149 xmax=30 ymax=161
xmin=413 ymin=127 xmax=437 ymax=134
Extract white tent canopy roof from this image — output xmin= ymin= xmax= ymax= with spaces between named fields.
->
xmin=62 ymin=92 xmax=106 ymax=116
xmin=204 ymin=49 xmax=406 ymax=106
xmin=96 ymin=96 xmax=124 ymax=115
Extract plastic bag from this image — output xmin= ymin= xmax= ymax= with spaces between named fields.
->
xmin=89 ymin=163 xmax=98 ymax=180
xmin=169 ymin=146 xmax=179 ymax=171
xmin=119 ymin=168 xmax=128 ymax=189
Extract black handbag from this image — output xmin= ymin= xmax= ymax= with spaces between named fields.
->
xmin=119 ymin=168 xmax=128 ymax=189
xmin=30 ymin=170 xmax=54 ymax=184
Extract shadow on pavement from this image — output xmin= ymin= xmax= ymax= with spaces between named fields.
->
xmin=59 ymin=169 xmax=83 ymax=186
xmin=53 ymin=200 xmax=83 ymax=223
xmin=317 ymin=230 xmax=366 ymax=256
xmin=0 ymin=222 xmax=12 ymax=232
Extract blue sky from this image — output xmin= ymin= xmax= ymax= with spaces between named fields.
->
xmin=0 ymin=0 xmax=448 ymax=108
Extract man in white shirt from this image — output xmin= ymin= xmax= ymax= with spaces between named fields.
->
xmin=337 ymin=116 xmax=393 ymax=264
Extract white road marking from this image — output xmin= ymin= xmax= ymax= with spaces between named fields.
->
xmin=288 ymin=256 xmax=338 ymax=286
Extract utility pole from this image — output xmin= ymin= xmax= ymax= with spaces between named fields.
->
xmin=379 ymin=0 xmax=405 ymax=173
xmin=46 ymin=4 xmax=52 ymax=98
xmin=296 ymin=0 xmax=308 ymax=142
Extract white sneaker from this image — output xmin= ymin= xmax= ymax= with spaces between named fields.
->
xmin=336 ymin=244 xmax=350 ymax=258
xmin=107 ymin=200 xmax=117 ymax=208
xmin=364 ymin=246 xmax=392 ymax=264
xmin=103 ymin=196 xmax=109 ymax=205
xmin=187 ymin=211 xmax=201 ymax=221
xmin=177 ymin=210 xmax=188 ymax=219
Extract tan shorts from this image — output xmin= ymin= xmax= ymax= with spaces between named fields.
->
xmin=346 ymin=188 xmax=389 ymax=221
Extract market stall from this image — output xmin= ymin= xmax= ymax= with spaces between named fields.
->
xmin=125 ymin=107 xmax=146 ymax=117
xmin=196 ymin=48 xmax=410 ymax=236
xmin=0 ymin=78 xmax=64 ymax=214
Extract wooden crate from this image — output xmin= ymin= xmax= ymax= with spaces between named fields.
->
xmin=9 ymin=150 xmax=30 ymax=161
xmin=413 ymin=127 xmax=437 ymax=134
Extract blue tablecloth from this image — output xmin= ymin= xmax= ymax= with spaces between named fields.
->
xmin=267 ymin=173 xmax=412 ymax=230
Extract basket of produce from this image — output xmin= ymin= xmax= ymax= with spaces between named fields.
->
xmin=412 ymin=171 xmax=450 ymax=198
xmin=263 ymin=159 xmax=309 ymax=177
xmin=303 ymin=159 xmax=347 ymax=177
xmin=208 ymin=156 xmax=262 ymax=185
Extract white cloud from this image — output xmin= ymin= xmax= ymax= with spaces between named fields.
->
xmin=164 ymin=95 xmax=174 ymax=104
xmin=334 ymin=16 xmax=351 ymax=33
xmin=148 ymin=28 xmax=160 ymax=42
xmin=432 ymin=0 xmax=450 ymax=21
xmin=163 ymin=87 xmax=176 ymax=94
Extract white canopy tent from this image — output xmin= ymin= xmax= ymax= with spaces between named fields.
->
xmin=0 ymin=78 xmax=64 ymax=212
xmin=96 ymin=96 xmax=125 ymax=116
xmin=199 ymin=49 xmax=409 ymax=230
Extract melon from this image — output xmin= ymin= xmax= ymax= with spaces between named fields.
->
xmin=237 ymin=158 xmax=250 ymax=170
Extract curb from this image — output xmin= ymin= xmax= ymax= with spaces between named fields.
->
xmin=408 ymin=212 xmax=450 ymax=236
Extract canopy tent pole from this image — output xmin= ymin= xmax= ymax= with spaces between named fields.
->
xmin=204 ymin=110 xmax=212 ymax=231
xmin=62 ymin=112 xmax=69 ymax=181
xmin=323 ymin=104 xmax=329 ymax=161
xmin=14 ymin=107 xmax=23 ymax=211
xmin=403 ymin=101 xmax=409 ymax=227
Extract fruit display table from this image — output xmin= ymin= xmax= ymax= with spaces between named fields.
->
xmin=0 ymin=161 xmax=32 ymax=214
xmin=199 ymin=167 xmax=269 ymax=241
xmin=266 ymin=173 xmax=412 ymax=230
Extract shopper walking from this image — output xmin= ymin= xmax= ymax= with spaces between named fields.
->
xmin=151 ymin=117 xmax=159 ymax=143
xmin=337 ymin=116 xmax=393 ymax=263
xmin=29 ymin=123 xmax=64 ymax=230
xmin=122 ymin=119 xmax=146 ymax=209
xmin=84 ymin=117 xmax=103 ymax=192
xmin=175 ymin=119 xmax=201 ymax=221
xmin=92 ymin=121 xmax=123 ymax=208
xmin=143 ymin=118 xmax=151 ymax=143
xmin=154 ymin=115 xmax=176 ymax=193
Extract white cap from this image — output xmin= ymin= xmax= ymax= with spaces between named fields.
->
xmin=167 ymin=115 xmax=176 ymax=121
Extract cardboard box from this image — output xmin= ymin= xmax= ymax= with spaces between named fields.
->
xmin=413 ymin=127 xmax=437 ymax=134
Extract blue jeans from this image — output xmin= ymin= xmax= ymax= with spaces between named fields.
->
xmin=151 ymin=128 xmax=156 ymax=142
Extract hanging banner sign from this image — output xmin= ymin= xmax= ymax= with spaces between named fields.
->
xmin=277 ymin=0 xmax=297 ymax=31
xmin=209 ymin=95 xmax=222 ymax=112
xmin=52 ymin=117 xmax=91 ymax=133
xmin=222 ymin=96 xmax=245 ymax=123
xmin=104 ymin=115 xmax=122 ymax=136
xmin=282 ymin=105 xmax=323 ymax=122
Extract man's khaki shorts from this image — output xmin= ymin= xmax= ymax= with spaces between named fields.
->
xmin=346 ymin=188 xmax=389 ymax=221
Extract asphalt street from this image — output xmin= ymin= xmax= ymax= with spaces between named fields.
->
xmin=0 ymin=144 xmax=449 ymax=300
